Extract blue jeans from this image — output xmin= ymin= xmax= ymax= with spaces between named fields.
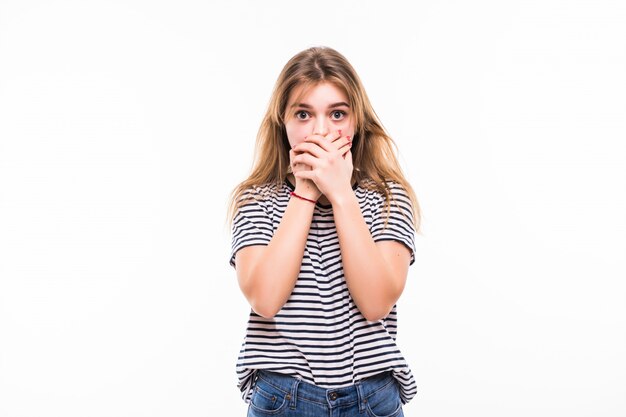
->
xmin=247 ymin=370 xmax=404 ymax=417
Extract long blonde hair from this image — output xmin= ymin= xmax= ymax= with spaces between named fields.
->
xmin=227 ymin=46 xmax=421 ymax=233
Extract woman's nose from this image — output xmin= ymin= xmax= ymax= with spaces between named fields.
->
xmin=313 ymin=119 xmax=329 ymax=136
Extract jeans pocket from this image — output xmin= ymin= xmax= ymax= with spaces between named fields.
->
xmin=248 ymin=379 xmax=289 ymax=416
xmin=365 ymin=380 xmax=403 ymax=417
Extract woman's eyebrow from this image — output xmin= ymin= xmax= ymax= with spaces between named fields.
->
xmin=290 ymin=102 xmax=350 ymax=109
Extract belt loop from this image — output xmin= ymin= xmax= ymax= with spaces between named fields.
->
xmin=289 ymin=377 xmax=300 ymax=410
xmin=356 ymin=379 xmax=366 ymax=413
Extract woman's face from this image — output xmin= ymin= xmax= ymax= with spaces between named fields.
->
xmin=284 ymin=82 xmax=355 ymax=148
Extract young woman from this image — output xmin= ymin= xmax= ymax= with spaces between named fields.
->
xmin=228 ymin=46 xmax=422 ymax=417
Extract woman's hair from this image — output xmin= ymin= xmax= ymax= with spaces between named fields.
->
xmin=227 ymin=46 xmax=421 ymax=233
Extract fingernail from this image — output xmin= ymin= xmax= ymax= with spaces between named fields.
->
xmin=338 ymin=129 xmax=342 ymax=136
xmin=347 ymin=136 xmax=351 ymax=141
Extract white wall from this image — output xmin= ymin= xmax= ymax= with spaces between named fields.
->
xmin=0 ymin=1 xmax=624 ymax=416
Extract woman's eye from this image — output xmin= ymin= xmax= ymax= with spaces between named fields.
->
xmin=296 ymin=111 xmax=309 ymax=120
xmin=331 ymin=110 xmax=346 ymax=120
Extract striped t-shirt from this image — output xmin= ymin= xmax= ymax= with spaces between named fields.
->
xmin=229 ymin=178 xmax=417 ymax=404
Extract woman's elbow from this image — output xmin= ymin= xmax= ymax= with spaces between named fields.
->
xmin=360 ymin=304 xmax=394 ymax=322
xmin=244 ymin=283 xmax=282 ymax=318
xmin=359 ymin=286 xmax=403 ymax=321
xmin=250 ymin=300 xmax=281 ymax=319
xmin=238 ymin=273 xmax=286 ymax=319
xmin=240 ymin=286 xmax=282 ymax=319
xmin=358 ymin=287 xmax=403 ymax=322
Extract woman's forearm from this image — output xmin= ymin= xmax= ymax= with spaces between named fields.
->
xmin=331 ymin=192 xmax=403 ymax=322
xmin=238 ymin=197 xmax=315 ymax=318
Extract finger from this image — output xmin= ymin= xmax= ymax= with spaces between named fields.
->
xmin=289 ymin=149 xmax=295 ymax=170
xmin=304 ymin=133 xmax=328 ymax=143
xmin=293 ymin=153 xmax=319 ymax=168
xmin=303 ymin=135 xmax=333 ymax=153
xmin=293 ymin=141 xmax=325 ymax=159
xmin=328 ymin=129 xmax=344 ymax=144
xmin=292 ymin=162 xmax=312 ymax=172
xmin=294 ymin=170 xmax=315 ymax=181
xmin=336 ymin=137 xmax=352 ymax=153
xmin=329 ymin=135 xmax=351 ymax=152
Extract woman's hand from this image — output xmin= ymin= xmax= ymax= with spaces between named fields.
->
xmin=289 ymin=148 xmax=322 ymax=201
xmin=291 ymin=130 xmax=353 ymax=205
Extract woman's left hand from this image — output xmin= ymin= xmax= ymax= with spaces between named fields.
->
xmin=291 ymin=130 xmax=353 ymax=205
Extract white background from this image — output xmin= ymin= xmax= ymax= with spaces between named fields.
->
xmin=1 ymin=0 xmax=625 ymax=416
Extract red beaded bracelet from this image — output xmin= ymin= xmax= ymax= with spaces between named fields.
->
xmin=290 ymin=191 xmax=317 ymax=204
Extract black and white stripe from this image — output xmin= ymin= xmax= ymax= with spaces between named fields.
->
xmin=230 ymin=179 xmax=418 ymax=404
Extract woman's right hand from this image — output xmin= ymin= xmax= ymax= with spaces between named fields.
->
xmin=289 ymin=148 xmax=322 ymax=201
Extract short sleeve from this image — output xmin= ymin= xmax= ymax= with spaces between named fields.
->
xmin=370 ymin=183 xmax=417 ymax=265
xmin=229 ymin=193 xmax=274 ymax=269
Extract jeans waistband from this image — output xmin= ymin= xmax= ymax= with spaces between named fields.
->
xmin=255 ymin=370 xmax=395 ymax=411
